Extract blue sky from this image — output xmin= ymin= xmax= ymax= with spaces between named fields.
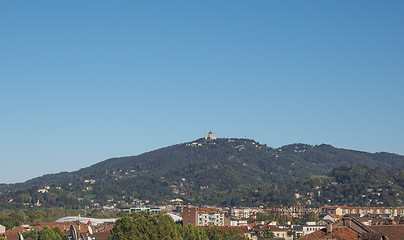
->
xmin=1 ymin=1 xmax=403 ymax=183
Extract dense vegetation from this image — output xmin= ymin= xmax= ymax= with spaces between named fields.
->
xmin=1 ymin=138 xmax=403 ymax=210
xmin=290 ymin=165 xmax=404 ymax=207
xmin=109 ymin=212 xmax=248 ymax=240
xmin=23 ymin=227 xmax=68 ymax=240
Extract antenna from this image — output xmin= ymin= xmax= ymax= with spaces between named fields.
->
xmin=70 ymin=225 xmax=78 ymax=240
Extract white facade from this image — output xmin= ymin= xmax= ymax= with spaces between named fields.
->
xmin=230 ymin=208 xmax=253 ymax=219
xmin=229 ymin=219 xmax=248 ymax=226
xmin=0 ymin=224 xmax=5 ymax=234
xmin=293 ymin=225 xmax=324 ymax=238
xmin=197 ymin=211 xmax=224 ymax=226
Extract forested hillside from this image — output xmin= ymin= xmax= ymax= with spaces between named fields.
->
xmin=1 ymin=138 xmax=404 ymax=209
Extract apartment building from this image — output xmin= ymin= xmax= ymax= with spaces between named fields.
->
xmin=183 ymin=207 xmax=225 ymax=226
xmin=320 ymin=206 xmax=404 ymax=218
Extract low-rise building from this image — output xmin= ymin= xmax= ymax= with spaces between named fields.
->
xmin=293 ymin=224 xmax=324 ymax=238
xmin=320 ymin=206 xmax=404 ymax=218
xmin=224 ymin=218 xmax=248 ymax=226
xmin=230 ymin=207 xmax=254 ymax=219
xmin=122 ymin=206 xmax=161 ymax=214
xmin=301 ymin=217 xmax=404 ymax=240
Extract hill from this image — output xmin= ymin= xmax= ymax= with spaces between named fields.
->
xmin=289 ymin=165 xmax=404 ymax=207
xmin=1 ymin=138 xmax=404 ymax=209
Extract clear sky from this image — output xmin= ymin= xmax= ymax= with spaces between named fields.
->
xmin=1 ymin=1 xmax=403 ymax=184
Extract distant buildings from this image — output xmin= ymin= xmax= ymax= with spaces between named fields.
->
xmin=229 ymin=207 xmax=254 ymax=219
xmin=320 ymin=206 xmax=404 ymax=218
xmin=301 ymin=217 xmax=404 ymax=240
xmin=293 ymin=223 xmax=325 ymax=239
xmin=122 ymin=205 xmax=161 ymax=214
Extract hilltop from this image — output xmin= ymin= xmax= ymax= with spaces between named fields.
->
xmin=1 ymin=137 xmax=404 ymax=209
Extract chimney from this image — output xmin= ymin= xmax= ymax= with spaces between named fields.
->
xmin=326 ymin=223 xmax=333 ymax=234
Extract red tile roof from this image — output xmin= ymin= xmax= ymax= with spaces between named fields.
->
xmin=216 ymin=226 xmax=250 ymax=233
xmin=197 ymin=208 xmax=225 ymax=214
xmin=368 ymin=225 xmax=404 ymax=240
xmin=4 ymin=222 xmax=113 ymax=240
xmin=299 ymin=226 xmax=361 ymax=240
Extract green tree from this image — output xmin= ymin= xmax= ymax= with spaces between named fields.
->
xmin=39 ymin=227 xmax=64 ymax=240
xmin=182 ymin=224 xmax=208 ymax=240
xmin=23 ymin=229 xmax=39 ymax=240
xmin=109 ymin=212 xmax=182 ymax=240
xmin=258 ymin=229 xmax=275 ymax=239
xmin=254 ymin=212 xmax=273 ymax=222
xmin=156 ymin=214 xmax=182 ymax=240
xmin=306 ymin=211 xmax=319 ymax=222
xmin=203 ymin=226 xmax=247 ymax=240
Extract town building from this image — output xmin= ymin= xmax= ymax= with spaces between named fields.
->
xmin=182 ymin=207 xmax=225 ymax=226
xmin=229 ymin=207 xmax=254 ymax=219
xmin=224 ymin=218 xmax=248 ymax=226
xmin=322 ymin=214 xmax=342 ymax=223
xmin=122 ymin=205 xmax=161 ymax=214
xmin=293 ymin=224 xmax=325 ymax=238
xmin=320 ymin=206 xmax=404 ymax=218
xmin=301 ymin=216 xmax=404 ymax=240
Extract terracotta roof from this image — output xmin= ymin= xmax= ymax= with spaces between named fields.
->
xmin=197 ymin=208 xmax=224 ymax=214
xmin=269 ymin=226 xmax=290 ymax=232
xmin=368 ymin=225 xmax=404 ymax=240
xmin=299 ymin=226 xmax=361 ymax=240
xmin=92 ymin=232 xmax=111 ymax=240
xmin=4 ymin=222 xmax=113 ymax=239
xmin=248 ymin=222 xmax=261 ymax=228
xmin=216 ymin=226 xmax=251 ymax=233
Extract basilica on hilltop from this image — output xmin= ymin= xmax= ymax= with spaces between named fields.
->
xmin=205 ymin=131 xmax=216 ymax=140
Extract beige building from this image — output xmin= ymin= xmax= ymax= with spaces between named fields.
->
xmin=0 ymin=224 xmax=5 ymax=234
xmin=320 ymin=206 xmax=404 ymax=218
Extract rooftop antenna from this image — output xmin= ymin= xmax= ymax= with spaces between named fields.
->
xmin=70 ymin=225 xmax=78 ymax=240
